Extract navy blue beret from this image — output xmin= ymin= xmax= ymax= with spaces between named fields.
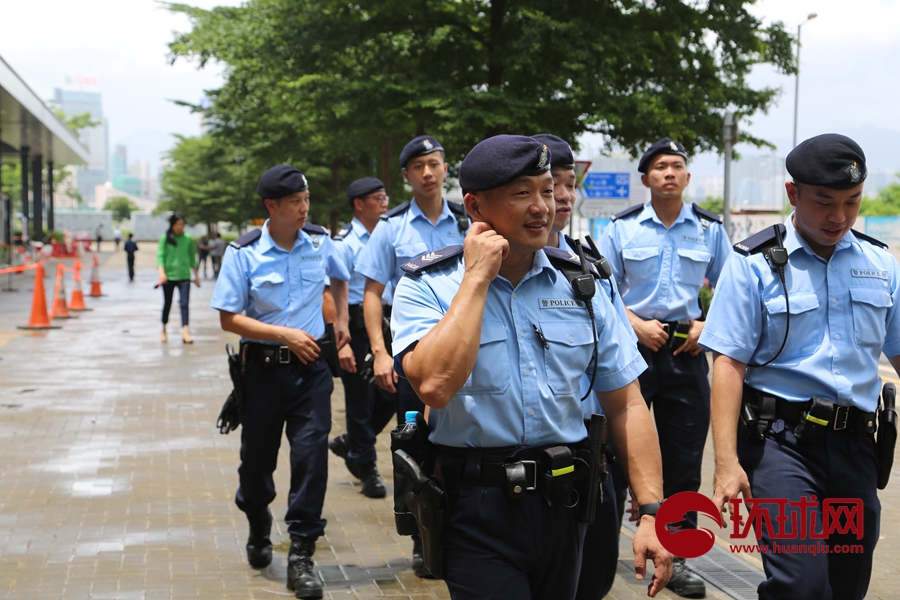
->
xmin=345 ymin=177 xmax=385 ymax=200
xmin=399 ymin=135 xmax=444 ymax=169
xmin=257 ymin=165 xmax=308 ymax=200
xmin=638 ymin=138 xmax=688 ymax=173
xmin=459 ymin=135 xmax=551 ymax=194
xmin=531 ymin=134 xmax=575 ymax=170
xmin=786 ymin=134 xmax=867 ymax=190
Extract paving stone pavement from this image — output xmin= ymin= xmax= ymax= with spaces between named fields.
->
xmin=0 ymin=243 xmax=897 ymax=599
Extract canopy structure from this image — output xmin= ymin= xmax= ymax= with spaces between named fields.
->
xmin=1 ymin=54 xmax=89 ymax=248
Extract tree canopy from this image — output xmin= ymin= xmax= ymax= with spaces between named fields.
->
xmin=165 ymin=0 xmax=795 ymax=228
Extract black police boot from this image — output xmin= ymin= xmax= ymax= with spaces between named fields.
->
xmin=411 ymin=535 xmax=435 ymax=579
xmin=287 ymin=538 xmax=323 ymax=599
xmin=246 ymin=510 xmax=273 ymax=569
xmin=328 ymin=432 xmax=361 ymax=479
xmin=667 ymin=557 xmax=706 ymax=598
xmin=359 ymin=462 xmax=387 ymax=498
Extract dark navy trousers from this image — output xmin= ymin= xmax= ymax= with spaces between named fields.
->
xmin=236 ymin=355 xmax=333 ymax=539
xmin=738 ymin=421 xmax=880 ymax=600
xmin=638 ymin=343 xmax=710 ymax=529
xmin=338 ymin=326 xmax=396 ymax=466
xmin=575 ymin=470 xmax=623 ymax=600
xmin=440 ymin=453 xmax=587 ymax=600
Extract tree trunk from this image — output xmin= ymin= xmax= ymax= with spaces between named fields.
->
xmin=381 ymin=137 xmax=392 ymax=195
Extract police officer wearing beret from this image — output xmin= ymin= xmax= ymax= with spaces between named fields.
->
xmin=210 ymin=165 xmax=351 ymax=599
xmin=391 ymin=135 xmax=672 ymax=599
xmin=533 ymin=133 xmax=632 ymax=599
xmin=328 ymin=177 xmax=396 ymax=498
xmin=702 ymin=134 xmax=900 ymax=599
xmin=600 ymin=138 xmax=732 ymax=597
xmin=355 ymin=135 xmax=468 ymax=577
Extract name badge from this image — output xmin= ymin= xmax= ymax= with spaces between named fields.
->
xmin=682 ymin=235 xmax=704 ymax=244
xmin=540 ymin=298 xmax=585 ymax=309
xmin=851 ymin=269 xmax=888 ymax=279
xmin=302 ymin=254 xmax=323 ymax=261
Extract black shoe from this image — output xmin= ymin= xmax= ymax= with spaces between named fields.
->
xmin=411 ymin=535 xmax=435 ymax=579
xmin=359 ymin=463 xmax=387 ymax=498
xmin=246 ymin=510 xmax=273 ymax=569
xmin=328 ymin=432 xmax=361 ymax=479
xmin=667 ymin=557 xmax=706 ymax=598
xmin=287 ymin=538 xmax=323 ymax=599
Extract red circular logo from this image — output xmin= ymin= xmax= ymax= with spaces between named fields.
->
xmin=655 ymin=492 xmax=723 ymax=558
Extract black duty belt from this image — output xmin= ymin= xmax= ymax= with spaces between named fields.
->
xmin=436 ymin=444 xmax=580 ymax=490
xmin=746 ymin=387 xmax=876 ymax=434
xmin=243 ymin=342 xmax=322 ymax=372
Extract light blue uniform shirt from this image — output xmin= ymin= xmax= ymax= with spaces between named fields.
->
xmin=391 ymin=250 xmax=646 ymax=448
xmin=699 ymin=216 xmax=900 ymax=411
xmin=600 ymin=202 xmax=732 ymax=321
xmin=356 ymin=198 xmax=466 ymax=304
xmin=210 ymin=220 xmax=350 ymax=342
xmin=333 ymin=218 xmax=379 ymax=306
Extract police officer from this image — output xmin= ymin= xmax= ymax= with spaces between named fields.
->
xmin=600 ymin=138 xmax=731 ymax=597
xmin=355 ymin=135 xmax=468 ymax=577
xmin=702 ymin=134 xmax=900 ymax=600
xmin=533 ymin=133 xmax=630 ymax=599
xmin=210 ymin=165 xmax=350 ymax=599
xmin=328 ymin=177 xmax=396 ymax=498
xmin=391 ymin=135 xmax=672 ymax=600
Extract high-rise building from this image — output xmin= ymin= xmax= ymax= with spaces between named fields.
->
xmin=111 ymin=145 xmax=127 ymax=180
xmin=53 ymin=74 xmax=108 ymax=206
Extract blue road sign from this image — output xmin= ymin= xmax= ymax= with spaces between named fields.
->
xmin=581 ymin=172 xmax=630 ymax=199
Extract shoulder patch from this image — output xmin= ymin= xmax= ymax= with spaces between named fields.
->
xmin=611 ymin=203 xmax=644 ymax=222
xmin=851 ymin=229 xmax=888 ymax=250
xmin=733 ymin=224 xmax=786 ymax=256
xmin=333 ymin=224 xmax=352 ymax=241
xmin=691 ymin=203 xmax=723 ymax=224
xmin=400 ymin=245 xmax=464 ymax=275
xmin=544 ymin=246 xmax=601 ymax=279
xmin=381 ymin=201 xmax=411 ymax=220
xmin=229 ymin=229 xmax=262 ymax=249
xmin=302 ymin=223 xmax=328 ymax=236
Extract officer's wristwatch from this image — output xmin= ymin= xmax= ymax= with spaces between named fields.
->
xmin=638 ymin=500 xmax=664 ymax=519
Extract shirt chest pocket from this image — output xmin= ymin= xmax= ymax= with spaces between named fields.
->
xmin=300 ymin=263 xmax=327 ymax=297
xmin=676 ymin=247 xmax=711 ymax=286
xmin=250 ymin=272 xmax=286 ymax=313
xmin=849 ymin=287 xmax=891 ymax=348
xmin=462 ymin=319 xmax=511 ymax=395
xmin=395 ymin=242 xmax=429 ymax=264
xmin=622 ymin=247 xmax=659 ymax=284
xmin=541 ymin=321 xmax=595 ymax=395
xmin=763 ymin=292 xmax=820 ymax=359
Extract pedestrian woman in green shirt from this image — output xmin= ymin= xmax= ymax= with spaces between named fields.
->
xmin=157 ymin=213 xmax=200 ymax=343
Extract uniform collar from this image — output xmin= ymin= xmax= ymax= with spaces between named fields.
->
xmin=641 ymin=201 xmax=693 ymax=227
xmin=410 ymin=197 xmax=454 ymax=224
xmin=350 ymin=217 xmax=370 ymax=240
xmin=532 ymin=249 xmax=559 ymax=284
xmin=784 ymin=214 xmax=854 ymax=258
xmin=259 ymin=219 xmax=310 ymax=253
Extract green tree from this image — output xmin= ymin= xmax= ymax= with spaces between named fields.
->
xmin=104 ymin=196 xmax=140 ymax=222
xmin=860 ymin=178 xmax=900 ymax=216
xmin=699 ymin=195 xmax=724 ymax=215
xmin=165 ymin=0 xmax=795 ymax=227
xmin=158 ymin=134 xmax=257 ymax=229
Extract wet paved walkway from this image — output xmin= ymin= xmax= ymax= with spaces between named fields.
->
xmin=0 ymin=243 xmax=898 ymax=599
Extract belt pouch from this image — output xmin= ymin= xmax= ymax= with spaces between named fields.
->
xmin=541 ymin=446 xmax=575 ymax=508
xmin=668 ymin=320 xmax=691 ymax=350
xmin=878 ymin=383 xmax=897 ymax=490
xmin=794 ymin=397 xmax=834 ymax=442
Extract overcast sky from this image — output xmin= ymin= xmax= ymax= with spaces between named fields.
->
xmin=2 ymin=0 xmax=898 ymax=178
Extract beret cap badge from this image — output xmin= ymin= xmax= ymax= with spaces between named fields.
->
xmin=849 ymin=162 xmax=861 ymax=183
xmin=423 ymin=139 xmax=433 ymax=151
xmin=669 ymin=141 xmax=679 ymax=152
xmin=538 ymin=145 xmax=549 ymax=169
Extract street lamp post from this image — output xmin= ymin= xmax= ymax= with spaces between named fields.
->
xmin=792 ymin=12 xmax=818 ymax=148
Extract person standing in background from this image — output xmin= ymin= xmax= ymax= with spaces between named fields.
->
xmin=210 ymin=232 xmax=227 ymax=278
xmin=157 ymin=212 xmax=200 ymax=344
xmin=113 ymin=228 xmax=122 ymax=252
xmin=124 ymin=234 xmax=138 ymax=282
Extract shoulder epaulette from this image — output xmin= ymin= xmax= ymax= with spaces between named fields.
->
xmin=302 ymin=223 xmax=328 ymax=236
xmin=611 ymin=203 xmax=644 ymax=222
xmin=733 ymin=224 xmax=786 ymax=256
xmin=229 ymin=229 xmax=262 ymax=249
xmin=447 ymin=201 xmax=465 ymax=216
xmin=381 ymin=201 xmax=411 ymax=220
xmin=851 ymin=229 xmax=888 ymax=250
xmin=333 ymin=223 xmax=352 ymax=241
xmin=691 ymin=203 xmax=723 ymax=224
xmin=400 ymin=245 xmax=464 ymax=276
xmin=544 ymin=246 xmax=601 ymax=279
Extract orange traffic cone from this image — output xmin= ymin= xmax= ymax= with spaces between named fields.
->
xmin=89 ymin=253 xmax=104 ymax=297
xmin=18 ymin=263 xmax=61 ymax=330
xmin=49 ymin=263 xmax=77 ymax=320
xmin=69 ymin=261 xmax=91 ymax=311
